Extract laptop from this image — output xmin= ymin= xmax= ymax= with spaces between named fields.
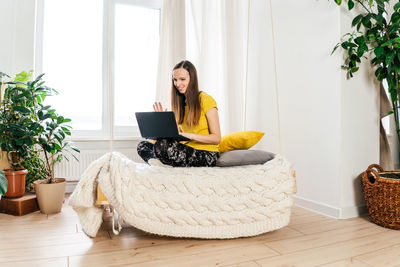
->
xmin=135 ymin=111 xmax=190 ymax=141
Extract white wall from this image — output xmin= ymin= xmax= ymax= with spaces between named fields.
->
xmin=275 ymin=1 xmax=379 ymax=218
xmin=0 ymin=0 xmax=381 ymax=218
xmin=339 ymin=5 xmax=380 ymax=218
xmin=0 ymin=0 xmax=36 ymax=75
xmin=271 ymin=0 xmax=344 ymax=213
xmin=246 ymin=0 xmax=379 ymax=218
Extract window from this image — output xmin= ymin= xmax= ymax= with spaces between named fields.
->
xmin=114 ymin=2 xmax=160 ymax=135
xmin=36 ymin=0 xmax=162 ymax=138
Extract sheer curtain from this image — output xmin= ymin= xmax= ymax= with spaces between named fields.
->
xmin=185 ymin=0 xmax=248 ymax=136
xmin=156 ymin=0 xmax=281 ymax=153
xmin=155 ymin=0 xmax=186 ymax=110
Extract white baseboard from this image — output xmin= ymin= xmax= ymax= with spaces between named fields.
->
xmin=339 ymin=204 xmax=368 ymax=219
xmin=66 ymin=181 xmax=78 ymax=194
xmin=293 ymin=195 xmax=341 ymax=218
xmin=293 ymin=195 xmax=367 ymax=219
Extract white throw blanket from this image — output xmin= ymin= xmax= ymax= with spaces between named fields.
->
xmin=69 ymin=152 xmax=295 ymax=239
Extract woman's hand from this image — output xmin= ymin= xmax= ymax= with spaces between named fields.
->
xmin=153 ymin=102 xmax=167 ymax=112
xmin=178 ymin=125 xmax=192 ymax=140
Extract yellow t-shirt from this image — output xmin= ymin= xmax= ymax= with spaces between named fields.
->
xmin=180 ymin=92 xmax=219 ymax=152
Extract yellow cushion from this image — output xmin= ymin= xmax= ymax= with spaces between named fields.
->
xmin=96 ymin=185 xmax=109 ymax=206
xmin=218 ymin=131 xmax=264 ymax=153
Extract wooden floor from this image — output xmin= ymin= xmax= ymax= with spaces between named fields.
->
xmin=1 ymin=198 xmax=400 ymax=267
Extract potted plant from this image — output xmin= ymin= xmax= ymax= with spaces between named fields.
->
xmin=32 ymin=83 xmax=80 ymax=214
xmin=0 ymin=71 xmax=34 ymax=198
xmin=11 ymin=71 xmax=50 ymax=192
xmin=16 ymin=73 xmax=79 ymax=214
xmin=0 ymin=71 xmax=79 ymax=213
xmin=332 ymin=0 xmax=400 ymax=229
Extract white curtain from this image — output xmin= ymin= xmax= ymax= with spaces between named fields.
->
xmin=156 ymin=0 xmax=281 ymax=153
xmin=185 ymin=0 xmax=248 ymax=137
xmin=155 ymin=0 xmax=186 ymax=110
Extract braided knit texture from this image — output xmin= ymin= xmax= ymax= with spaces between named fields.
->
xmin=69 ymin=152 xmax=295 ymax=239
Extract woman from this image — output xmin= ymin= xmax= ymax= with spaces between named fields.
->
xmin=137 ymin=60 xmax=221 ymax=167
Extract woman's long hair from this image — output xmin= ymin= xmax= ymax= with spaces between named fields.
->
xmin=171 ymin=60 xmax=201 ymax=128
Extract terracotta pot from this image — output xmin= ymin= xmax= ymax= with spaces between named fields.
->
xmin=34 ymin=178 xmax=66 ymax=214
xmin=3 ymin=169 xmax=28 ymax=198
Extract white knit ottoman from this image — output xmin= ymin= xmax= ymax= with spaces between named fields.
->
xmin=69 ymin=152 xmax=296 ymax=239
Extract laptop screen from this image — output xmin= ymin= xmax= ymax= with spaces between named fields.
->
xmin=135 ymin=111 xmax=190 ymax=141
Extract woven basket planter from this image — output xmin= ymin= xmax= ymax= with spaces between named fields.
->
xmin=361 ymin=164 xmax=400 ymax=230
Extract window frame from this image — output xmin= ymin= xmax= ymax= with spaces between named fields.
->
xmin=35 ymin=0 xmax=162 ymax=140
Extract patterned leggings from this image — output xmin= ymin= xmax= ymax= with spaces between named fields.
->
xmin=137 ymin=139 xmax=219 ymax=167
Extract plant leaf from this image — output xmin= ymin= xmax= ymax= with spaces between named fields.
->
xmin=362 ymin=14 xmax=372 ymax=29
xmin=386 ymin=52 xmax=395 ymax=65
xmin=348 ymin=0 xmax=354 ymax=10
xmin=69 ymin=145 xmax=80 ymax=153
xmin=13 ymin=106 xmax=31 ymax=114
xmin=352 ymin=15 xmax=363 ymax=27
xmin=0 ymin=170 xmax=8 ymax=195
xmin=374 ymin=47 xmax=384 ymax=58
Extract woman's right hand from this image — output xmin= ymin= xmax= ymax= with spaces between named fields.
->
xmin=153 ymin=102 xmax=167 ymax=112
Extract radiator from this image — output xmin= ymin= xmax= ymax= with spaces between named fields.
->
xmin=54 ymin=149 xmax=142 ymax=182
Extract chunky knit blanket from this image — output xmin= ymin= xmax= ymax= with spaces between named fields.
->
xmin=69 ymin=152 xmax=295 ymax=239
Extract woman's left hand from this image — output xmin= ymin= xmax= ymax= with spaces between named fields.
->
xmin=179 ymin=132 xmax=192 ymax=140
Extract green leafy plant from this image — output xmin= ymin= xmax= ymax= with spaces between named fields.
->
xmin=0 ymin=70 xmax=39 ymax=192
xmin=30 ymin=78 xmax=79 ymax=183
xmin=23 ymin=148 xmax=48 ymax=191
xmin=332 ymin=0 xmax=400 ymax=155
xmin=0 ymin=71 xmax=79 ymax=186
xmin=0 ymin=70 xmax=34 ymax=171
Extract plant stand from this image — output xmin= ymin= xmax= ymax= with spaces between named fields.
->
xmin=0 ymin=193 xmax=39 ymax=216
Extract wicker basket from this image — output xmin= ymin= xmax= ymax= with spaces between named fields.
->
xmin=361 ymin=164 xmax=400 ymax=230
